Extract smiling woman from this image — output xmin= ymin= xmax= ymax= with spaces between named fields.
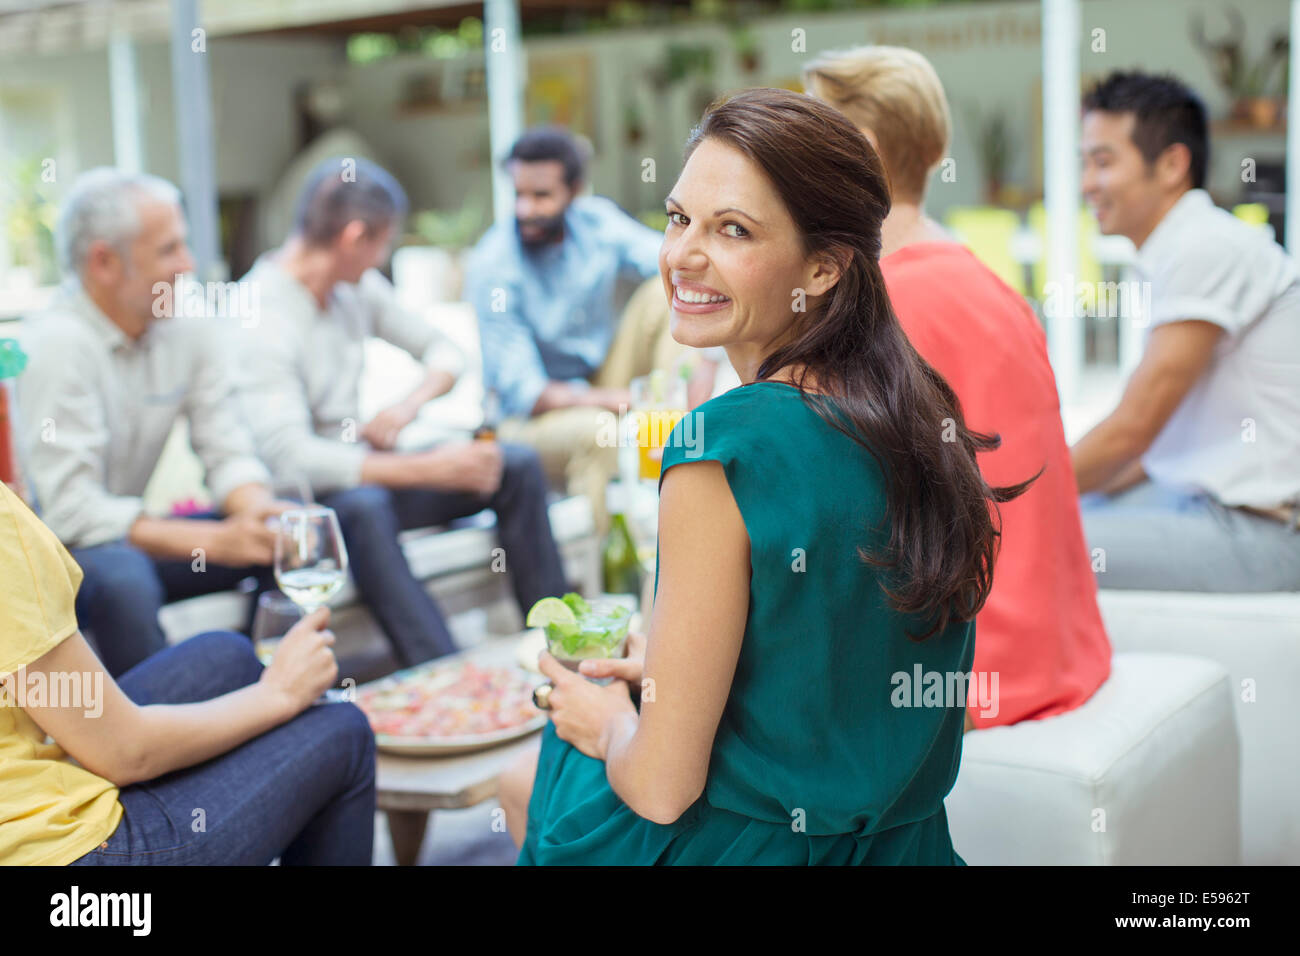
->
xmin=514 ymin=88 xmax=1032 ymax=866
xmin=661 ymin=90 xmax=1035 ymax=632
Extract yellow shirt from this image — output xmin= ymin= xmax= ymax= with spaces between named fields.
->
xmin=0 ymin=480 xmax=123 ymax=865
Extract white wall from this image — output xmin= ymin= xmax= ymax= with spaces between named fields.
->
xmin=0 ymin=35 xmax=342 ymax=216
xmin=1 ymin=0 xmax=1291 ymax=256
xmin=331 ymin=0 xmax=1293 ymax=225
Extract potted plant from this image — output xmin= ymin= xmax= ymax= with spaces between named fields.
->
xmin=733 ymin=25 xmax=761 ymax=74
xmin=1191 ymin=8 xmax=1290 ymax=129
xmin=652 ymin=43 xmax=716 ymax=90
xmin=971 ymin=105 xmax=1012 ymax=206
xmin=624 ymin=101 xmax=645 ymax=146
xmin=1231 ymin=36 xmax=1289 ymax=128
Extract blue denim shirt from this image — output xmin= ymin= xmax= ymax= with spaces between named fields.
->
xmin=464 ymin=195 xmax=662 ymax=417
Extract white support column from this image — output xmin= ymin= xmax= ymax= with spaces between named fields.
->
xmin=168 ymin=0 xmax=221 ymax=280
xmin=1042 ymin=0 xmax=1083 ymax=405
xmin=485 ymin=0 xmax=524 ymax=225
xmin=109 ymin=29 xmax=145 ymax=173
xmin=1287 ymin=0 xmax=1300 ymax=257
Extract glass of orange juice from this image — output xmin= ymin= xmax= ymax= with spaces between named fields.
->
xmin=630 ymin=370 xmax=687 ymax=481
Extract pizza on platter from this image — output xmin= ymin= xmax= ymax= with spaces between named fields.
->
xmin=356 ymin=660 xmax=544 ymax=747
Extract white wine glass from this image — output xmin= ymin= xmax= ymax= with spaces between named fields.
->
xmin=251 ymin=590 xmax=304 ymax=666
xmin=274 ymin=506 xmax=348 ymax=614
xmin=273 ymin=506 xmax=349 ymax=703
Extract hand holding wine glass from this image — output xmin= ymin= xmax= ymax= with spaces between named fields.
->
xmin=259 ymin=607 xmax=339 ymax=714
xmin=251 ymin=590 xmax=303 ymax=665
xmin=273 ymin=506 xmax=349 ymax=701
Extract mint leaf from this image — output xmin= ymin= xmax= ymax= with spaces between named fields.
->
xmin=561 ymin=592 xmax=591 ymax=616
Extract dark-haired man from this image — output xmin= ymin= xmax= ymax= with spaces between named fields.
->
xmin=237 ymin=157 xmax=567 ymax=668
xmin=464 ymin=127 xmax=713 ymax=531
xmin=1073 ymin=70 xmax=1300 ymax=591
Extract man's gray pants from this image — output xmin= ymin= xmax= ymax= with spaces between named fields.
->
xmin=1081 ymin=481 xmax=1300 ymax=591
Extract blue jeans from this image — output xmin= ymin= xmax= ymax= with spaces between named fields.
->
xmin=1081 ymin=480 xmax=1300 ymax=591
xmin=322 ymin=442 xmax=568 ymax=668
xmin=69 ymin=512 xmax=276 ymax=677
xmin=68 ymin=631 xmax=375 ymax=866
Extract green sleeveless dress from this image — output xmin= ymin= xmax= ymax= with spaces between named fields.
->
xmin=518 ymin=382 xmax=973 ymax=865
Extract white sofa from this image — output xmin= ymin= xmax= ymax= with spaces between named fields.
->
xmin=945 ymin=652 xmax=1240 ymax=865
xmin=1096 ymin=590 xmax=1300 ymax=866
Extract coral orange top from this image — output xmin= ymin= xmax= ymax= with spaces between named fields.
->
xmin=881 ymin=241 xmax=1111 ymax=729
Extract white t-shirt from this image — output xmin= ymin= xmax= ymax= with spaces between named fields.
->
xmin=1132 ymin=188 xmax=1300 ymax=509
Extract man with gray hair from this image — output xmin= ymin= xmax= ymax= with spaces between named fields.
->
xmin=17 ymin=167 xmax=286 ymax=676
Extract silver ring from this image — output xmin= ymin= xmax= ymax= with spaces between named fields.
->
xmin=532 ymin=683 xmax=554 ymax=711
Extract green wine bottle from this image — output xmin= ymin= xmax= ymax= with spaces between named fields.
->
xmin=602 ymin=484 xmax=643 ymax=596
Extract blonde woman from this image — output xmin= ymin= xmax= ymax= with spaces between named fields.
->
xmin=804 ymin=46 xmax=1110 ymax=730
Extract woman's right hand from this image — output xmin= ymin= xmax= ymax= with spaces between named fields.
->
xmin=578 ymin=630 xmax=647 ymax=687
xmin=259 ymin=607 xmax=338 ymax=715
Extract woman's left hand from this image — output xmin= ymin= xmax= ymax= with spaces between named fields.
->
xmin=536 ymin=651 xmax=638 ymax=760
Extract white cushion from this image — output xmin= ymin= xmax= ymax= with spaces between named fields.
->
xmin=945 ymin=652 xmax=1240 ymax=865
xmin=1097 ymin=589 xmax=1300 ymax=865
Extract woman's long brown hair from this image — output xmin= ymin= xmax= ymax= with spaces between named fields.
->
xmin=685 ymin=88 xmax=1035 ymax=640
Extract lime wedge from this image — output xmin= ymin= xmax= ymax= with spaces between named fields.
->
xmin=526 ymin=597 xmax=577 ymax=629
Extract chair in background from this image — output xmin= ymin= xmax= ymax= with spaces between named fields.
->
xmin=1232 ymin=202 xmax=1275 ymax=241
xmin=943 ymin=206 xmax=1026 ymax=295
xmin=1028 ymin=202 xmax=1105 ymax=300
